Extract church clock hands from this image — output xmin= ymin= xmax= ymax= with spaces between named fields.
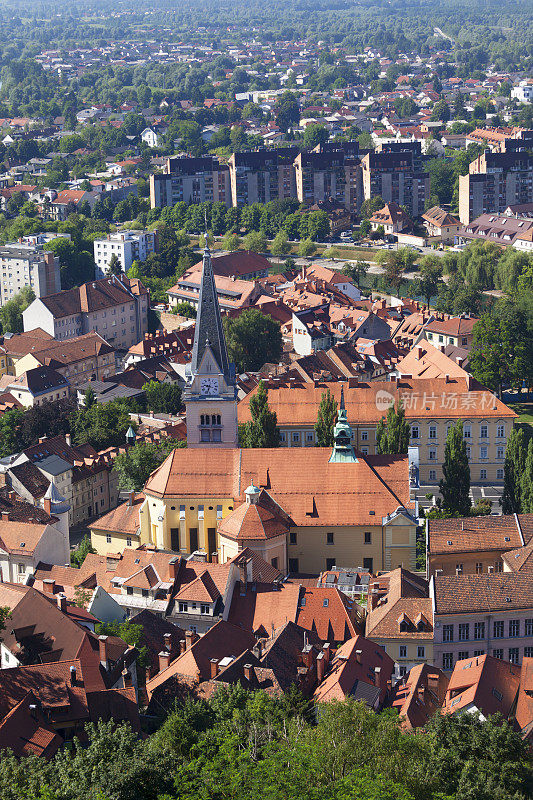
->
xmin=200 ymin=377 xmax=219 ymax=395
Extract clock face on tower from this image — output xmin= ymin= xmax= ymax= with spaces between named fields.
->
xmin=200 ymin=377 xmax=219 ymax=395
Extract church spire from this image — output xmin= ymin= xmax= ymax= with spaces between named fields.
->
xmin=329 ymin=384 xmax=358 ymax=463
xmin=190 ymin=243 xmax=231 ymax=381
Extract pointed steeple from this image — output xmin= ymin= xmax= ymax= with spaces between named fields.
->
xmin=329 ymin=384 xmax=358 ymax=463
xmin=190 ymin=244 xmax=231 ymax=381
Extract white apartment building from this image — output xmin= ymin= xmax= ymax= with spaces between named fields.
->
xmin=0 ymin=243 xmax=61 ymax=305
xmin=93 ymin=230 xmax=158 ymax=278
xmin=511 ymin=80 xmax=533 ymax=104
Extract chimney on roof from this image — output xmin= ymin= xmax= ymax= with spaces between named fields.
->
xmin=323 ymin=643 xmax=331 ymax=666
xmin=456 ymin=356 xmax=464 ymax=368
xmin=43 ymin=496 xmax=52 ymax=515
xmin=163 ymin=632 xmax=172 ymax=652
xmin=99 ymin=635 xmax=109 ymax=669
xmin=302 ymin=644 xmax=313 ymax=669
xmin=416 ymin=345 xmax=423 ymax=360
xmin=65 ymin=433 xmax=71 ymax=447
xmin=243 ymin=663 xmax=253 ymax=682
xmin=253 ymin=639 xmax=263 ymax=660
xmin=179 ymin=639 xmax=186 ymax=655
xmin=57 ymin=593 xmax=67 ymax=612
xmin=317 ymin=651 xmax=325 ymax=682
xmin=42 ymin=578 xmax=55 ymax=594
xmin=210 ymin=658 xmax=219 ymax=678
xmin=374 ymin=665 xmax=382 ymax=688
xmin=355 ymin=649 xmax=363 ymax=664
xmin=444 ymin=374 xmax=450 ymax=383
xmin=185 ymin=630 xmax=196 ymax=650
xmin=168 ymin=556 xmax=181 ymax=581
xmin=158 ymin=650 xmax=171 ymax=671
xmin=1 ymin=512 xmax=9 ymax=522
xmin=69 ymin=664 xmax=77 ymax=685
xmin=211 ymin=552 xmax=218 ymax=565
xmin=127 ymin=491 xmax=134 ymax=507
xmin=122 ymin=668 xmax=132 ymax=688
xmin=239 ymin=559 xmax=248 ymax=595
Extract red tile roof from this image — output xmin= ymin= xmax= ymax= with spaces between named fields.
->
xmin=442 ymin=654 xmax=520 ymax=719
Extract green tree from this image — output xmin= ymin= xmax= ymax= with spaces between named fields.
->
xmin=469 ymin=303 xmax=533 ymax=395
xmin=243 ymin=230 xmax=267 ymax=253
xmin=410 ymin=256 xmax=443 ymax=306
xmin=521 ymin=439 xmax=533 ymax=513
xmin=315 ymin=388 xmax=338 ymax=448
xmin=303 ymin=123 xmax=329 ymax=150
xmin=359 ymin=196 xmax=384 ymax=220
xmin=298 ymin=238 xmax=318 ymax=258
xmin=376 ymin=402 xmax=410 ymax=454
xmin=114 ymin=440 xmax=184 ymax=491
xmin=439 ymin=421 xmax=471 ymax=517
xmin=502 ymin=428 xmax=527 ymax=514
xmin=0 ymin=285 xmax=35 ymax=333
xmin=240 ymin=380 xmax=279 ymax=448
xmin=107 ymin=252 xmax=122 ymax=276
xmin=221 ymin=231 xmax=242 ymax=251
xmin=70 ymin=535 xmax=96 ymax=568
xmin=431 ymin=99 xmax=451 ymax=121
xmin=224 ymin=309 xmax=282 ymax=372
xmin=342 ymin=260 xmax=367 ymax=288
xmin=271 ymin=229 xmax=291 ymax=257
xmin=70 ymin=398 xmax=135 ymax=450
xmin=143 ymin=381 xmax=182 ymax=415
xmin=0 ymin=408 xmax=24 ymax=457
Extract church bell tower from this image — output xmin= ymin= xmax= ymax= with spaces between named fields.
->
xmin=184 ymin=244 xmax=238 ymax=448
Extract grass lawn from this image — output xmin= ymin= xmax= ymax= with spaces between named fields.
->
xmin=509 ymin=403 xmax=533 ymax=438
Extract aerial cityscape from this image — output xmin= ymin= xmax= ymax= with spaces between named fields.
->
xmin=0 ymin=0 xmax=532 ymax=797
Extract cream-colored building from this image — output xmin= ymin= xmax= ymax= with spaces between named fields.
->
xmin=239 ymin=378 xmax=516 ymax=487
xmin=90 ymin=440 xmax=418 ymax=576
xmin=366 ymin=568 xmax=434 ymax=677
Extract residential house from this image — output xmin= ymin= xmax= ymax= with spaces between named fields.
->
xmin=369 ymin=202 xmax=411 ymax=235
xmin=11 ymin=332 xmax=116 ymax=390
xmin=0 ymin=485 xmax=70 ymax=584
xmin=441 ymin=653 xmax=520 ymax=720
xmin=2 ymin=366 xmax=70 ymax=407
xmin=23 ymin=275 xmax=149 ymax=352
xmin=365 ymin=568 xmax=434 ymax=676
xmin=313 ymin=635 xmax=394 ymax=709
xmin=422 ymin=206 xmax=461 ymax=244
xmin=422 ymin=315 xmax=478 ymax=351
xmin=9 ymin=434 xmax=119 ymax=526
xmin=388 ymin=663 xmax=449 ymax=729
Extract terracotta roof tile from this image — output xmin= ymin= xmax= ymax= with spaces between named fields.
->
xmin=442 ymin=654 xmax=520 ymax=718
xmin=433 ymin=573 xmax=533 ymax=614
xmin=429 ymin=514 xmax=522 ymax=555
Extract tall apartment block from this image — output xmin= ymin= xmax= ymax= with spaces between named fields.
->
xmin=228 ymin=147 xmax=298 ymax=206
xmin=458 ymin=150 xmax=533 ymax=224
xmin=93 ymin=230 xmax=158 ymax=278
xmin=0 ymin=243 xmax=61 ymax=305
xmin=150 ymin=156 xmax=231 ymax=209
xmin=361 ymin=142 xmax=429 ymax=218
xmin=294 ymin=141 xmax=363 ymax=211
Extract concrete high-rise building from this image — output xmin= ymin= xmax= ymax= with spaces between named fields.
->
xmin=458 ymin=150 xmax=533 ymax=224
xmin=0 ymin=243 xmax=61 ymax=305
xmin=361 ymin=142 xmax=429 ymax=218
xmin=294 ymin=141 xmax=363 ymax=211
xmin=228 ymin=147 xmax=298 ymax=206
xmin=150 ymin=156 xmax=231 ymax=209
